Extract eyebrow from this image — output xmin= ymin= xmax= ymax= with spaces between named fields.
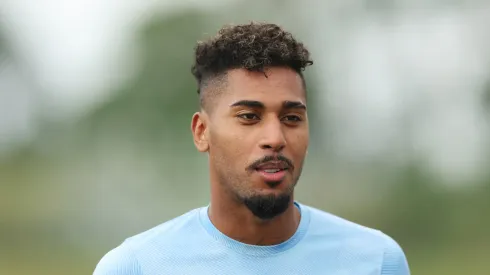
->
xmin=230 ymin=100 xmax=265 ymax=109
xmin=230 ymin=100 xmax=307 ymax=110
xmin=283 ymin=100 xmax=307 ymax=110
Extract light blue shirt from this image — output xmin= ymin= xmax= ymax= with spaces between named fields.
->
xmin=94 ymin=202 xmax=410 ymax=274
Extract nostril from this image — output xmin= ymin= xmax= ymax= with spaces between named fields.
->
xmin=261 ymin=144 xmax=285 ymax=152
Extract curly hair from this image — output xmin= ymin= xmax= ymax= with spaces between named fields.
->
xmin=191 ymin=22 xmax=313 ymax=99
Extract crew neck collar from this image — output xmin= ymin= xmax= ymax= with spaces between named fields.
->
xmin=199 ymin=202 xmax=310 ymax=256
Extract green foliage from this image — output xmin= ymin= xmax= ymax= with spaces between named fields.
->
xmin=82 ymin=10 xmax=210 ymax=153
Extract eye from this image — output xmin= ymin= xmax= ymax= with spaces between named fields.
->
xmin=282 ymin=115 xmax=302 ymax=122
xmin=237 ymin=113 xmax=260 ymax=122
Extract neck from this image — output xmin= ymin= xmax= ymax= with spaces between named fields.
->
xmin=208 ymin=187 xmax=300 ymax=246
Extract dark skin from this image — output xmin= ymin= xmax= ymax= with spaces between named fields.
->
xmin=191 ymin=67 xmax=309 ymax=245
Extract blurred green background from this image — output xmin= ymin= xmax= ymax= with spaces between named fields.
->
xmin=1 ymin=1 xmax=489 ymax=274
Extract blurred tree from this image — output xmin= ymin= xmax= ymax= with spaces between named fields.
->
xmin=0 ymin=32 xmax=5 ymax=60
xmin=0 ymin=25 xmax=10 ymax=70
xmin=481 ymin=78 xmax=490 ymax=115
xmin=81 ymin=10 xmax=208 ymax=154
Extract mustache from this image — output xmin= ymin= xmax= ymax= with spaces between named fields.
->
xmin=247 ymin=155 xmax=294 ymax=171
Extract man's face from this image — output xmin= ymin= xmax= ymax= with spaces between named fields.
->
xmin=192 ymin=67 xmax=309 ymax=219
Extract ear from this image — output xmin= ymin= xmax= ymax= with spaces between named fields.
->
xmin=191 ymin=112 xmax=209 ymax=152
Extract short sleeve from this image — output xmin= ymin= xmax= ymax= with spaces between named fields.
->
xmin=93 ymin=243 xmax=142 ymax=275
xmin=380 ymin=234 xmax=410 ymax=275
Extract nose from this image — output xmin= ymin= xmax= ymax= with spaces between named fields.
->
xmin=259 ymin=119 xmax=286 ymax=152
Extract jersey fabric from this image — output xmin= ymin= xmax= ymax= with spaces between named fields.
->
xmin=94 ymin=202 xmax=410 ymax=275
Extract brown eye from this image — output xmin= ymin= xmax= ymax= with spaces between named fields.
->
xmin=238 ymin=113 xmax=260 ymax=121
xmin=282 ymin=115 xmax=302 ymax=122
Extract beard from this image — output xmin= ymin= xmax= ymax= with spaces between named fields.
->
xmin=213 ymin=151 xmax=303 ymax=220
xmin=241 ymin=192 xmax=292 ymax=220
xmin=228 ymin=166 xmax=302 ymax=220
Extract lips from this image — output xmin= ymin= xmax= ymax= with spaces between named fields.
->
xmin=254 ymin=161 xmax=289 ymax=171
xmin=254 ymin=161 xmax=289 ymax=183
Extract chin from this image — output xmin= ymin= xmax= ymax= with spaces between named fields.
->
xmin=258 ymin=178 xmax=295 ymax=193
xmin=241 ymin=192 xmax=292 ymax=220
xmin=254 ymin=187 xmax=290 ymax=197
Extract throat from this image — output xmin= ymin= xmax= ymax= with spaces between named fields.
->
xmin=208 ymin=201 xmax=301 ymax=246
xmin=236 ymin=234 xmax=288 ymax=246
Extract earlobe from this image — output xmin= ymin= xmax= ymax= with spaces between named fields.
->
xmin=191 ymin=112 xmax=210 ymax=152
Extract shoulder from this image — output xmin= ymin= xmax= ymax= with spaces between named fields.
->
xmin=123 ymin=208 xmax=202 ymax=249
xmin=380 ymin=234 xmax=410 ymax=275
xmin=93 ymin=242 xmax=141 ymax=275
xmin=93 ymin=208 xmax=203 ymax=275
xmin=303 ymin=204 xmax=386 ymax=241
xmin=301 ymin=204 xmax=410 ymax=274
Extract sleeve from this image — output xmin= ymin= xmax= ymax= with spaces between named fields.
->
xmin=93 ymin=243 xmax=142 ymax=275
xmin=380 ymin=234 xmax=410 ymax=275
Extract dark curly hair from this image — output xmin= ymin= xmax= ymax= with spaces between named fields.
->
xmin=191 ymin=22 xmax=313 ymax=104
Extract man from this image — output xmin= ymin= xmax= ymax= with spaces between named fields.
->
xmin=94 ymin=22 xmax=410 ymax=274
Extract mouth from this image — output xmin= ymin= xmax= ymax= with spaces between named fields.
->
xmin=254 ymin=160 xmax=289 ymax=171
xmin=254 ymin=161 xmax=289 ymax=184
xmin=260 ymin=168 xmax=286 ymax=173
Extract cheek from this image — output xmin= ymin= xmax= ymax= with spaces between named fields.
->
xmin=209 ymin=128 xmax=242 ymax=161
xmin=289 ymin=131 xmax=309 ymax=152
xmin=210 ymin=128 xmax=255 ymax=169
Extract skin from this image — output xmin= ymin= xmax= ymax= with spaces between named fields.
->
xmin=191 ymin=67 xmax=309 ymax=245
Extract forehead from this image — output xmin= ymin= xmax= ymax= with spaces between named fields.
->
xmin=220 ymin=67 xmax=306 ymax=106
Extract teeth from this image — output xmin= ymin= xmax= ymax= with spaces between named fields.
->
xmin=264 ymin=169 xmax=281 ymax=173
